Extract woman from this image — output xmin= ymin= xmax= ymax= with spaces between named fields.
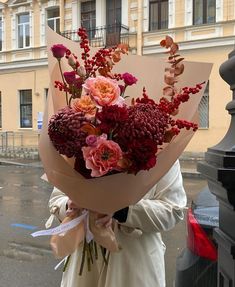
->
xmin=49 ymin=160 xmax=186 ymax=287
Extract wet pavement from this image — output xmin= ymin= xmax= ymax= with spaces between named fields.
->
xmin=0 ymin=165 xmax=61 ymax=287
xmin=0 ymin=162 xmax=208 ymax=287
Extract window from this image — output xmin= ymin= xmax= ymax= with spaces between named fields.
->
xmin=198 ymin=82 xmax=209 ymax=128
xmin=0 ymin=92 xmax=2 ymax=128
xmin=0 ymin=16 xmax=2 ymax=51
xmin=193 ymin=0 xmax=216 ymax=25
xmin=149 ymin=0 xmax=168 ymax=31
xmin=47 ymin=7 xmax=60 ymax=33
xmin=18 ymin=13 xmax=30 ymax=48
xmin=19 ymin=90 xmax=32 ymax=128
xmin=44 ymin=88 xmax=48 ymax=99
xmin=81 ymin=0 xmax=96 ymax=38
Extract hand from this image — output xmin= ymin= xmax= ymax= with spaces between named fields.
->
xmin=95 ymin=214 xmax=114 ymax=228
xmin=66 ymin=199 xmax=81 ymax=217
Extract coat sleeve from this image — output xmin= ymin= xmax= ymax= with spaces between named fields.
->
xmin=122 ymin=160 xmax=187 ymax=233
xmin=48 ymin=187 xmax=69 ymax=222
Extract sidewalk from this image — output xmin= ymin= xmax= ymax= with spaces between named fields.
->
xmin=0 ymin=157 xmax=204 ymax=178
xmin=0 ymin=157 xmax=43 ymax=168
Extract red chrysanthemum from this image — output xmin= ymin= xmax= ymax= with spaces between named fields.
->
xmin=96 ymin=105 xmax=128 ymax=135
xmin=48 ymin=107 xmax=88 ymax=157
xmin=117 ymin=103 xmax=169 ymax=149
xmin=125 ymin=139 xmax=158 ymax=174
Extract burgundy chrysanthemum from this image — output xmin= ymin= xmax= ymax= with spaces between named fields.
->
xmin=48 ymin=106 xmax=88 ymax=157
xmin=117 ymin=103 xmax=169 ymax=149
xmin=125 ymin=139 xmax=158 ymax=174
xmin=96 ymin=105 xmax=128 ymax=135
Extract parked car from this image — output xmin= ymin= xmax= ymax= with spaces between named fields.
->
xmin=175 ymin=185 xmax=219 ymax=287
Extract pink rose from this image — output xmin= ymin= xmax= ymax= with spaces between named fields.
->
xmin=51 ymin=44 xmax=67 ymax=59
xmin=86 ymin=135 xmax=98 ymax=146
xmin=122 ymin=72 xmax=138 ymax=86
xmin=82 ymin=136 xmax=123 ymax=177
xmin=64 ymin=71 xmax=76 ymax=85
xmin=83 ymin=76 xmax=122 ymax=107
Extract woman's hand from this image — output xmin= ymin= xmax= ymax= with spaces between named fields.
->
xmin=66 ymin=199 xmax=81 ymax=217
xmin=95 ymin=214 xmax=114 ymax=228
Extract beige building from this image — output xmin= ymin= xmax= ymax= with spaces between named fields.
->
xmin=0 ymin=0 xmax=233 ymax=154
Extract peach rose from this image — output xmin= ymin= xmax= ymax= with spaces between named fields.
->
xmin=73 ymin=95 xmax=96 ymax=118
xmin=82 ymin=136 xmax=123 ymax=177
xmin=83 ymin=76 xmax=123 ymax=107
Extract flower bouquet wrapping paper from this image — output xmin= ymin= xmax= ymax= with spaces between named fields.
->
xmin=40 ymin=27 xmax=212 ymax=215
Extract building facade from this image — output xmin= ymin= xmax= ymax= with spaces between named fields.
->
xmin=0 ymin=0 xmax=234 ymax=154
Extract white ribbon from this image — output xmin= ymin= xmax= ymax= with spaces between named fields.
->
xmin=54 ymin=257 xmax=68 ymax=270
xmin=31 ymin=210 xmax=94 ymax=243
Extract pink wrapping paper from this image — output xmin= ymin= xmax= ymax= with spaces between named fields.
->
xmin=39 ymin=27 xmax=212 ymax=214
xmin=50 ymin=212 xmax=120 ymax=259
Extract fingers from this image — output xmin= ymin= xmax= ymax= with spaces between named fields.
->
xmin=67 ymin=199 xmax=79 ymax=209
xmin=95 ymin=214 xmax=113 ymax=228
xmin=66 ymin=199 xmax=81 ymax=217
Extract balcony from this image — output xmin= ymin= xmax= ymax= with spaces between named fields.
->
xmin=61 ymin=24 xmax=129 ymax=48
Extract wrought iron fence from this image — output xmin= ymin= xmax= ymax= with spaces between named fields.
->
xmin=61 ymin=24 xmax=129 ymax=48
xmin=0 ymin=131 xmax=39 ymax=150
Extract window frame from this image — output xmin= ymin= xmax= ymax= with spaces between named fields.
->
xmin=0 ymin=16 xmax=2 ymax=51
xmin=81 ymin=0 xmax=96 ymax=38
xmin=17 ymin=13 xmax=30 ymax=49
xmin=0 ymin=91 xmax=2 ymax=129
xmin=47 ymin=6 xmax=60 ymax=33
xmin=149 ymin=0 xmax=169 ymax=31
xmin=19 ymin=89 xmax=32 ymax=129
xmin=193 ymin=0 xmax=216 ymax=25
xmin=198 ymin=81 xmax=209 ymax=129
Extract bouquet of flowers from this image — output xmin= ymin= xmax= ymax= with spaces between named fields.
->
xmin=38 ymin=27 xmax=212 ymax=214
xmin=48 ymin=28 xmax=201 ymax=180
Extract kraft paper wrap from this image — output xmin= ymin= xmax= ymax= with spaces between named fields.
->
xmin=40 ymin=27 xmax=212 ymax=214
xmin=50 ymin=212 xmax=119 ymax=259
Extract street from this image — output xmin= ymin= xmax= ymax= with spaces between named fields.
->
xmin=0 ymin=164 xmax=208 ymax=287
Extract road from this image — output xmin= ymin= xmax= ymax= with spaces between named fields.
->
xmin=0 ymin=164 xmax=208 ymax=287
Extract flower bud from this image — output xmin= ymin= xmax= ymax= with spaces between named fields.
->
xmin=68 ymin=54 xmax=77 ymax=68
xmin=77 ymin=66 xmax=87 ymax=77
xmin=51 ymin=44 xmax=67 ymax=59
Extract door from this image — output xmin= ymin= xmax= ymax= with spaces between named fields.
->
xmin=106 ymin=0 xmax=121 ymax=46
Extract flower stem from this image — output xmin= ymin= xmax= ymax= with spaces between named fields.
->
xmin=79 ymin=239 xmax=87 ymax=276
xmin=94 ymin=242 xmax=98 ymax=260
xmin=100 ymin=246 xmax=108 ymax=265
xmin=63 ymin=255 xmax=71 ymax=272
xmin=58 ymin=59 xmax=69 ymax=106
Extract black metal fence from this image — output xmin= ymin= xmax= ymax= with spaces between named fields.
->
xmin=0 ymin=131 xmax=39 ymax=150
xmin=61 ymin=24 xmax=129 ymax=48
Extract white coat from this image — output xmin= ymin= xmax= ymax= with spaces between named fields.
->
xmin=49 ymin=160 xmax=186 ymax=287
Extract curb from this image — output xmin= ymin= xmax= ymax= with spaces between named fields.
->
xmin=181 ymin=169 xmax=204 ymax=179
xmin=0 ymin=160 xmax=43 ymax=168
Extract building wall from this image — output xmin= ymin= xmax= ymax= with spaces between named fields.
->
xmin=139 ymin=0 xmax=235 ymax=152
xmin=0 ymin=67 xmax=48 ymax=130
